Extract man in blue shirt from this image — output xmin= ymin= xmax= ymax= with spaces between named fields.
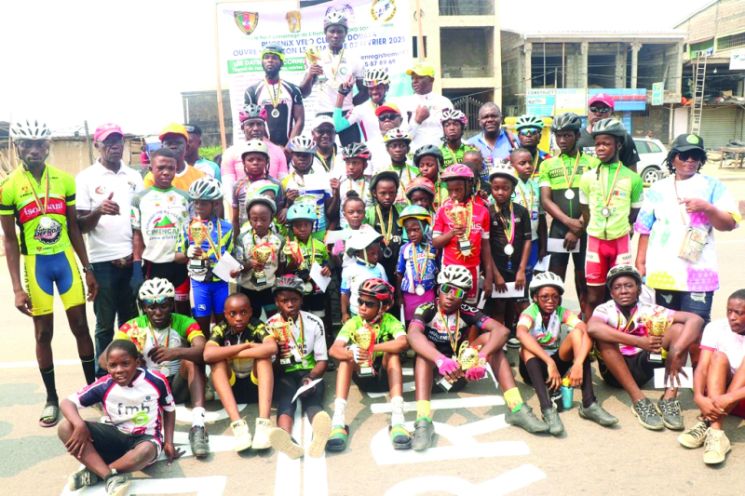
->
xmin=466 ymin=102 xmax=517 ymax=168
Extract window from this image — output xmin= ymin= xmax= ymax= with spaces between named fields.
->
xmin=717 ymin=32 xmax=745 ymax=51
xmin=440 ymin=27 xmax=493 ymax=78
xmin=647 ymin=142 xmax=662 ymax=153
xmin=438 ymin=0 xmax=494 ymax=15
xmin=634 ymin=140 xmax=650 ymax=154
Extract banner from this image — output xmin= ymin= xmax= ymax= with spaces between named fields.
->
xmin=217 ymin=0 xmax=412 ymax=144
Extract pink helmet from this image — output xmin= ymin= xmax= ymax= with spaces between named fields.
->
xmin=440 ymin=163 xmax=474 ymax=181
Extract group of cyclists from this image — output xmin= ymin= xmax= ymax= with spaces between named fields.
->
xmin=3 ymin=9 xmax=744 ymax=496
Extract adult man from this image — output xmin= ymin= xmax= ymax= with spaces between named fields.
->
xmin=398 ymin=61 xmax=453 ymax=152
xmin=244 ymin=43 xmax=304 ymax=147
xmin=300 ymin=10 xmax=367 ymax=146
xmin=466 ymin=102 xmax=518 ymax=167
xmin=76 ymin=123 xmax=143 ymax=376
xmin=370 ymin=103 xmax=405 ymax=173
xmin=1 ymin=119 xmax=98 ymax=427
xmin=184 ymin=124 xmax=221 ymax=180
xmin=144 ymin=124 xmax=205 ymax=191
xmin=576 ymin=93 xmax=639 ymax=172
xmin=440 ymin=108 xmax=475 ymax=168
xmin=311 ymin=115 xmax=344 ymax=176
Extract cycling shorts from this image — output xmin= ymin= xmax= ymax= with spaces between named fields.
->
xmin=585 ymin=235 xmax=632 ymax=286
xmin=23 ymin=248 xmax=85 ymax=316
xmin=191 ymin=279 xmax=229 ymax=318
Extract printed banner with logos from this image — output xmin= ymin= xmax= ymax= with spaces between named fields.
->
xmin=217 ymin=0 xmax=412 ymax=144
xmin=526 ymin=87 xmax=647 ymax=117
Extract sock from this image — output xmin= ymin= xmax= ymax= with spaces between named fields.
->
xmin=581 ymin=358 xmax=597 ymax=408
xmin=192 ymin=407 xmax=206 ymax=427
xmin=416 ymin=400 xmax=431 ymax=420
xmin=40 ymin=366 xmax=58 ymax=403
xmin=80 ymin=356 xmax=96 ymax=385
xmin=503 ymin=387 xmax=524 ymax=412
xmin=332 ymin=398 xmax=347 ymax=426
xmin=524 ymin=358 xmax=552 ymax=409
xmin=390 ymin=396 xmax=405 ymax=426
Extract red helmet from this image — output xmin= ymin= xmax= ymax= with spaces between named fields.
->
xmin=405 ymin=176 xmax=436 ymax=199
xmin=358 ymin=278 xmax=394 ymax=305
xmin=440 ymin=163 xmax=474 ymax=181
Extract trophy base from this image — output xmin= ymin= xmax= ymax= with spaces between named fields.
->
xmin=254 ymin=277 xmax=267 ymax=286
xmin=437 ymin=377 xmax=454 ymax=392
xmin=357 ymin=366 xmax=374 ymax=377
xmin=649 ymin=353 xmax=663 ymax=363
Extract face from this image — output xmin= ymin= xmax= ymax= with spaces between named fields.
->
xmin=438 ymin=284 xmax=465 ymax=313
xmin=404 ymin=218 xmax=424 ymax=244
xmin=365 ymin=243 xmax=381 ymax=264
xmin=291 ymin=152 xmax=314 ymax=173
xmin=312 ymin=125 xmax=335 ymax=150
xmin=151 ymin=156 xmax=177 ymax=189
xmin=609 ymin=276 xmax=641 ymax=308
xmin=358 ymin=295 xmax=383 ymax=321
xmin=142 ymin=299 xmax=174 ymax=329
xmin=555 ymin=131 xmax=578 ymax=154
xmin=186 ymin=132 xmax=201 ymax=158
xmin=106 ymin=348 xmax=139 ymax=386
xmin=411 ymin=74 xmax=433 ymax=95
xmin=533 ymin=287 xmax=562 ymax=314
xmin=343 ymin=199 xmax=365 ymax=228
xmin=373 ymin=179 xmax=397 ymax=208
xmin=594 ymin=134 xmax=620 ymax=163
xmin=243 ymin=153 xmax=268 ymax=178
xmin=291 ymin=219 xmax=313 ymax=241
xmin=408 ymin=190 xmax=433 ymax=210
xmin=194 ymin=199 xmax=215 ymax=219
xmin=248 ymin=204 xmax=273 ymax=235
xmin=345 ymin=158 xmax=366 ymax=178
xmin=379 ymin=113 xmax=402 ymax=133
xmin=262 ymin=53 xmax=282 ymax=76
xmin=224 ymin=295 xmax=253 ymax=330
xmin=463 ymin=152 xmax=483 ymax=173
xmin=16 ymin=139 xmax=50 ymax=168
xmin=518 ymin=128 xmax=541 ymax=148
xmin=369 ymin=84 xmax=387 ymax=105
xmin=417 ymin=156 xmax=439 ymax=180
xmin=96 ymin=134 xmax=124 ymax=163
xmin=325 ymin=25 xmax=347 ymax=49
xmin=162 ymin=135 xmax=186 ymax=159
xmin=673 ymin=150 xmax=704 ymax=179
xmin=588 ymin=104 xmax=612 ymax=124
xmin=445 ymin=179 xmax=468 ymax=203
xmin=243 ymin=119 xmax=265 ymax=140
xmin=511 ymin=151 xmax=534 ymax=178
xmin=442 ymin=120 xmax=463 ymax=141
xmin=387 ymin=141 xmax=409 ymax=163
xmin=275 ymin=290 xmax=302 ymax=319
xmin=726 ymin=298 xmax=745 ymax=335
xmin=490 ymin=177 xmax=514 ymax=204
xmin=479 ymin=107 xmax=502 ymax=133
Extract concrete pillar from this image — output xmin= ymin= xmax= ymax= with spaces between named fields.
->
xmin=630 ymin=42 xmax=642 ymax=89
xmin=524 ymin=42 xmax=533 ymax=90
xmin=615 ymin=44 xmax=627 ymax=88
xmin=579 ymin=41 xmax=589 ymax=89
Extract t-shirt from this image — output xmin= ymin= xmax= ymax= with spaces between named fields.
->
xmin=433 ymin=197 xmax=491 ymax=268
xmin=539 ymin=152 xmax=596 ymax=236
xmin=513 ymin=177 xmax=543 ymax=240
xmin=440 ymin=142 xmax=477 ymax=168
xmin=396 ymin=92 xmax=454 ymax=152
xmin=577 ymin=127 xmax=639 ymax=169
xmin=335 ymin=99 xmax=382 ymax=145
xmin=232 ymin=176 xmax=284 ymax=230
xmin=116 ymin=313 xmax=204 ymax=376
xmin=466 ymin=129 xmax=518 ymax=169
xmin=130 ymin=187 xmax=190 ymax=263
xmin=409 ymin=302 xmax=492 ymax=357
xmin=700 ymin=318 xmax=745 ymax=373
xmin=69 ymin=369 xmax=175 ymax=443
xmin=0 ymin=164 xmax=75 ymax=255
xmin=245 ymin=79 xmax=303 ymax=147
xmin=336 ymin=314 xmax=406 ymax=360
xmin=76 ymin=161 xmax=144 ymax=263
xmin=304 ymin=47 xmax=365 ymax=115
xmin=578 ymin=161 xmax=644 ymax=240
xmin=396 ymin=241 xmax=438 ymax=294
xmin=488 ymin=201 xmax=532 ymax=277
xmin=338 ymin=176 xmax=372 ymax=229
xmin=193 ymin=158 xmax=222 ymax=181
xmin=208 ymin=318 xmax=271 ymax=377
xmin=265 ymin=311 xmax=327 ymax=373
xmin=234 ymin=228 xmax=285 ymax=291
xmin=281 ymin=170 xmax=332 ymax=234
xmin=176 ymin=216 xmax=234 ymax=282
xmin=591 ymin=300 xmax=673 ymax=356
xmin=313 ymin=150 xmax=346 ymax=177
xmin=143 ymin=165 xmax=204 ymax=192
xmin=634 ymin=174 xmax=740 ymax=292
xmin=517 ymin=303 xmax=582 ymax=356
xmin=340 ymin=260 xmax=388 ymax=315
xmin=220 ymin=140 xmax=289 ymax=206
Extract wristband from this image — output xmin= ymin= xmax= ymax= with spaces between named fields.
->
xmin=83 ymin=264 xmax=94 ymax=274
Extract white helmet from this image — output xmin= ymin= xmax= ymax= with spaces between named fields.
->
xmin=288 ymin=135 xmax=317 ymax=154
xmin=363 ymin=68 xmax=390 ymax=87
xmin=138 ymin=278 xmax=176 ymax=300
xmin=437 ymin=264 xmax=473 ymax=291
xmin=10 ymin=119 xmax=52 ymax=141
xmin=188 ymin=176 xmax=223 ymax=201
xmin=528 ymin=272 xmax=565 ymax=297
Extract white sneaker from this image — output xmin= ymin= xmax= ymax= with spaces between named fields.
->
xmin=252 ymin=417 xmax=272 ymax=450
xmin=703 ymin=428 xmax=731 ymax=465
xmin=231 ymin=418 xmax=252 ymax=452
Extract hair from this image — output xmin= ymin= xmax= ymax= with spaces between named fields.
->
xmin=343 ymin=190 xmax=366 ymax=210
xmin=479 ymin=102 xmax=502 ymax=118
xmin=664 ymin=148 xmax=707 ymax=175
xmin=225 ymin=292 xmax=251 ymax=307
xmin=150 ymin=147 xmax=178 ymax=162
xmin=107 ymin=339 xmax=139 ymax=360
xmin=729 ymin=289 xmax=745 ymax=302
xmin=464 ymin=149 xmax=483 ymax=160
xmin=510 ymin=147 xmax=533 ymax=160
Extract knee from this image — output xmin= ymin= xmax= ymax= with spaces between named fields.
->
xmin=711 ymin=351 xmax=731 ymax=369
xmin=35 ymin=327 xmax=53 ymax=345
xmin=57 ymin=419 xmax=72 ymax=441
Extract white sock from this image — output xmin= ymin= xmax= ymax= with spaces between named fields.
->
xmin=192 ymin=406 xmax=206 ymax=427
xmin=390 ymin=396 xmax=405 ymax=426
xmin=332 ymin=398 xmax=347 ymax=426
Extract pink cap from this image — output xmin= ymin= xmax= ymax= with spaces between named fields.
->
xmin=94 ymin=123 xmax=124 ymax=142
xmin=588 ymin=93 xmax=614 ymax=109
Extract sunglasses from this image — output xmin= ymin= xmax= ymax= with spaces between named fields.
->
xmin=378 ymin=113 xmax=399 ymax=122
xmin=677 ymin=151 xmax=703 ymax=162
xmin=589 ymin=106 xmax=612 ymax=114
xmin=141 ymin=297 xmax=171 ymax=306
xmin=518 ymin=129 xmax=540 ymax=137
xmin=440 ymin=284 xmax=465 ymax=299
xmin=358 ymin=298 xmax=380 ymax=308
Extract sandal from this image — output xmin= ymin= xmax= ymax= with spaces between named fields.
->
xmin=39 ymin=403 xmax=60 ymax=428
xmin=325 ymin=425 xmax=349 ymax=452
xmin=389 ymin=424 xmax=412 ymax=450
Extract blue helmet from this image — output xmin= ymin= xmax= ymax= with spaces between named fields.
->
xmin=286 ymin=203 xmax=317 ymax=222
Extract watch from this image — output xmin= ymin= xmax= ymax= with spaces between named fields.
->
xmin=83 ymin=264 xmax=94 ymax=274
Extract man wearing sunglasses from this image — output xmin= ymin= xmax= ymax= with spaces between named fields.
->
xmin=576 ymin=94 xmax=639 ymax=172
xmin=370 ymin=104 xmax=404 ymax=173
xmin=407 ymin=265 xmax=548 ymax=451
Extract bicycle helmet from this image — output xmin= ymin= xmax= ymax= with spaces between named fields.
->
xmin=341 ymin=142 xmax=371 ymax=161
xmin=261 ymin=43 xmax=285 ymax=62
xmin=241 ymin=139 xmax=270 ymax=160
xmin=363 ymin=68 xmax=390 ymax=87
xmin=591 ymin=118 xmax=627 ymax=139
xmin=383 ymin=127 xmax=411 ymax=144
xmin=245 ymin=179 xmax=280 ymax=198
xmin=188 ymin=176 xmax=223 ymax=201
xmin=323 ymin=10 xmax=348 ymax=31
xmin=273 ymin=274 xmax=305 ymax=295
xmin=288 ymin=135 xmax=317 ymax=154
xmin=413 ymin=144 xmax=444 ymax=168
xmin=138 ymin=278 xmax=175 ymax=301
xmin=440 ymin=163 xmax=474 ymax=181
xmin=515 ymin=115 xmax=544 ymax=131
xmin=345 ymin=229 xmax=383 ymax=257
xmin=405 ymin=177 xmax=436 ymax=199
xmin=529 ymin=272 xmax=565 ymax=297
xmin=369 ymin=170 xmax=400 ymax=192
xmin=10 ymin=119 xmax=51 ymax=141
xmin=551 ymin=112 xmax=582 ymax=133
xmin=440 ymin=108 xmax=468 ymax=126
xmin=286 ymin=203 xmax=317 ymax=222
xmin=239 ymin=103 xmax=267 ymax=123
xmin=437 ymin=264 xmax=473 ymax=291
xmin=358 ymin=278 xmax=395 ymax=305
xmin=488 ymin=162 xmax=518 ymax=186
xmin=246 ymin=195 xmax=277 ymax=215
xmin=606 ymin=264 xmax=642 ymax=289
xmin=397 ymin=205 xmax=432 ymax=227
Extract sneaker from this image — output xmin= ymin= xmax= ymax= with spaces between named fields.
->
xmin=507 ymin=337 xmax=521 ymax=349
xmin=325 ymin=425 xmax=349 ymax=452
xmin=541 ymin=406 xmax=564 ymax=436
xmin=252 ymin=418 xmax=272 ymax=450
xmin=105 ymin=472 xmax=130 ymax=496
xmin=657 ymin=397 xmax=684 ymax=430
xmin=703 ymin=428 xmax=731 ymax=465
xmin=230 ymin=419 xmax=252 ymax=452
xmin=412 ymin=418 xmax=435 ymax=451
xmin=505 ymin=405 xmax=549 ymax=434
xmin=678 ymin=420 xmax=709 ymax=449
xmin=308 ymin=411 xmax=332 ymax=458
xmin=269 ymin=427 xmax=304 ymax=459
xmin=579 ymin=402 xmax=619 ymax=427
xmin=189 ymin=425 xmax=210 ymax=458
xmin=631 ymin=398 xmax=664 ymax=431
xmin=389 ymin=424 xmax=412 ymax=450
xmin=67 ymin=467 xmax=100 ymax=491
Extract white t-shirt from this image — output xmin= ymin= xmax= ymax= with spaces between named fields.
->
xmin=130 ymin=187 xmax=190 ymax=263
xmin=305 ymin=47 xmax=365 ymax=115
xmin=700 ymin=318 xmax=745 ymax=373
xmin=396 ymin=92 xmax=454 ymax=152
xmin=76 ymin=161 xmax=144 ymax=263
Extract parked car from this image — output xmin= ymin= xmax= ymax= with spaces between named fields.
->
xmin=633 ymin=137 xmax=668 ymax=185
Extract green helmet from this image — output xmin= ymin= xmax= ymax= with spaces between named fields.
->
xmin=515 ymin=115 xmax=544 ymax=131
xmin=413 ymin=144 xmax=444 ymax=168
xmin=397 ymin=205 xmax=431 ymax=227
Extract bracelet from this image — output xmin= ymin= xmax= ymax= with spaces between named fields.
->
xmin=83 ymin=264 xmax=94 ymax=274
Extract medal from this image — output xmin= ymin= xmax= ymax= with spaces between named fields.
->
xmin=382 ymin=246 xmax=393 ymax=258
xmin=267 ymin=78 xmax=282 ymax=120
xmin=498 ymin=202 xmax=516 ymax=256
xmin=415 ymin=284 xmax=425 ymax=296
xmin=564 ymin=189 xmax=575 ymax=200
xmin=159 ymin=365 xmax=170 ymax=377
xmin=601 ymin=207 xmax=611 ymax=218
xmin=271 ymin=108 xmax=280 ymax=118
xmin=302 ymin=282 xmax=313 ymax=293
xmin=376 ymin=205 xmax=395 ymax=258
xmin=504 ymin=243 xmax=515 ymax=256
xmin=600 ymin=163 xmax=623 ymax=221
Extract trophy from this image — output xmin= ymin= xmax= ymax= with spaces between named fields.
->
xmin=447 ymin=201 xmax=472 ymax=257
xmin=352 ymin=323 xmax=376 ymax=376
xmin=438 ymin=341 xmax=483 ymax=391
xmin=305 ymin=48 xmax=327 ymax=85
xmin=644 ymin=312 xmax=672 ymax=362
xmin=252 ymin=243 xmax=274 ymax=286
xmin=188 ymin=217 xmax=208 ymax=274
xmin=268 ymin=319 xmax=302 ymax=366
xmin=283 ymin=241 xmax=303 ymax=266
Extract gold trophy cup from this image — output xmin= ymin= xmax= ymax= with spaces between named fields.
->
xmin=644 ymin=313 xmax=671 ymax=362
xmin=252 ymin=244 xmax=273 ymax=286
xmin=352 ymin=323 xmax=376 ymax=376
xmin=269 ymin=320 xmax=299 ymax=366
xmin=447 ymin=201 xmax=472 ymax=256
xmin=438 ymin=340 xmax=482 ymax=391
xmin=188 ymin=217 xmax=208 ymax=273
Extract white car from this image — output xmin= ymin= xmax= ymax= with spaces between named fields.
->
xmin=633 ymin=137 xmax=668 ymax=185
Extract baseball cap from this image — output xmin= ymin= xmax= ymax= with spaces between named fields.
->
xmin=375 ymin=103 xmax=401 ymax=117
xmin=670 ymin=133 xmax=705 ymax=153
xmin=588 ymin=93 xmax=614 ymax=109
xmin=406 ymin=61 xmax=436 ymax=78
xmin=312 ymin=115 xmax=335 ymax=130
xmin=159 ymin=123 xmax=189 ymax=142
xmin=93 ymin=123 xmax=123 ymax=142
xmin=184 ymin=124 xmax=202 ymax=136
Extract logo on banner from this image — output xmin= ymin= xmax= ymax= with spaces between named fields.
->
xmin=371 ymin=0 xmax=396 ymax=21
xmin=285 ymin=11 xmax=301 ymax=33
xmin=234 ymin=11 xmax=259 ymax=35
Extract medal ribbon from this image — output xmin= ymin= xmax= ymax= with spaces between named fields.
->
xmin=285 ymin=316 xmax=305 ymax=352
xmin=438 ymin=308 xmax=461 ymax=356
xmin=376 ymin=205 xmax=393 ymax=246
xmin=23 ymin=167 xmax=51 ymax=215
xmin=267 ymin=78 xmax=281 ymax=110
xmin=348 ymin=177 xmax=366 ymax=200
xmin=299 ymin=237 xmax=316 ymax=268
xmin=516 ymin=181 xmax=534 ymax=214
xmin=498 ymin=202 xmax=516 ymax=247
xmin=148 ymin=324 xmax=170 ymax=349
xmin=412 ymin=243 xmax=430 ymax=286
xmin=203 ymin=219 xmax=223 ymax=261
xmin=616 ymin=306 xmax=639 ymax=334
xmin=601 ymin=162 xmax=623 ymax=211
xmin=562 ymin=152 xmax=581 ymax=190
xmin=329 ymin=48 xmax=345 ymax=81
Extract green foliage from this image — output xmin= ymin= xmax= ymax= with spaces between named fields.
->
xmin=199 ymin=145 xmax=223 ymax=161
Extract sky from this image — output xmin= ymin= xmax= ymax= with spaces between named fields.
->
xmin=0 ymin=0 xmax=713 ymax=136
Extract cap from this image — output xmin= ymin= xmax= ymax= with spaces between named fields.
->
xmin=588 ymin=93 xmax=614 ymax=109
xmin=406 ymin=61 xmax=436 ymax=78
xmin=670 ymin=133 xmax=705 ymax=153
xmin=184 ymin=124 xmax=202 ymax=136
xmin=312 ymin=115 xmax=335 ymax=130
xmin=375 ymin=104 xmax=401 ymax=117
xmin=93 ymin=123 xmax=123 ymax=142
xmin=159 ymin=123 xmax=189 ymax=142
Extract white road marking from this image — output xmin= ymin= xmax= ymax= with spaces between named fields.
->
xmin=370 ymin=395 xmax=504 ymax=414
xmin=175 ymin=404 xmax=247 ymax=424
xmin=274 ymin=406 xmax=302 ymax=496
xmin=169 ymin=432 xmax=238 ymax=459
xmin=384 ymin=465 xmax=546 ymax=496
xmin=367 ymin=381 xmax=416 ymax=398
xmin=61 ymin=475 xmax=228 ymax=495
xmin=302 ymin=414 xmax=328 ymax=496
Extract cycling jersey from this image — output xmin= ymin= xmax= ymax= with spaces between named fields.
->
xmin=265 ymin=311 xmax=327 ymax=374
xmin=232 ymin=176 xmax=284 ymax=230
xmin=396 ymin=241 xmax=438 ymax=294
xmin=244 ymin=79 xmax=303 ymax=147
xmin=440 ymin=142 xmax=477 ymax=168
xmin=234 ymin=228 xmax=285 ymax=291
xmin=513 ymin=177 xmax=543 ymax=239
xmin=433 ymin=197 xmax=490 ymax=268
xmin=340 ymin=260 xmax=388 ymax=315
xmin=176 ymin=215 xmax=234 ymax=282
xmin=208 ymin=318 xmax=271 ymax=378
xmin=130 ymin=187 xmax=190 ymax=263
xmin=281 ymin=170 xmax=332 ymax=235
xmin=409 ymin=302 xmax=492 ymax=357
xmin=539 ymin=152 xmax=596 ymax=224
xmin=517 ymin=303 xmax=582 ymax=356
xmin=591 ymin=300 xmax=672 ymax=356
xmin=336 ymin=314 xmax=406 ymax=360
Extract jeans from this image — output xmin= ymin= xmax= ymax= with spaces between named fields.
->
xmin=654 ymin=289 xmax=714 ymax=326
xmin=92 ymin=261 xmax=138 ymax=376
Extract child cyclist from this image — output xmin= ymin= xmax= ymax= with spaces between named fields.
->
xmin=382 ymin=128 xmax=419 ymax=205
xmin=175 ymin=176 xmax=233 ymax=334
xmin=407 ymin=265 xmax=548 ymax=451
xmin=405 ymin=176 xmax=437 ymax=215
xmin=341 ymin=229 xmax=388 ymax=322
xmin=516 ymin=272 xmax=617 ymax=436
xmin=338 ymin=143 xmax=373 ymax=228
xmin=413 ymin=144 xmax=448 ymax=209
xmin=203 ymin=293 xmax=277 ymax=452
xmin=511 ymin=148 xmax=547 ymax=275
xmin=364 ymin=170 xmax=404 ymax=285
xmin=266 ymin=275 xmax=332 ymax=459
xmin=327 ymin=278 xmax=411 ymax=452
xmin=59 ymin=340 xmax=180 ymax=495
xmin=329 ymin=192 xmax=375 ymax=269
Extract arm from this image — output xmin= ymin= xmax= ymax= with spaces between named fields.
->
xmin=692 ymin=348 xmax=720 ymax=420
xmin=516 ymin=324 xmax=557 ymax=367
xmin=203 ymin=338 xmax=278 ymax=363
xmin=477 ymin=318 xmax=510 ymax=357
xmin=299 ymin=66 xmax=321 ymax=97
xmin=480 ymin=238 xmax=493 ymax=293
xmin=538 ymin=214 xmax=548 ymax=257
xmin=580 ymin=204 xmax=591 ymax=231
xmin=307 ymin=360 xmax=327 ymax=380
xmin=329 ymin=338 xmax=353 ymax=361
xmin=340 ymin=292 xmax=351 ymax=322
xmin=628 ymin=207 xmax=640 ymax=226
xmin=514 ymin=236 xmax=531 ymax=290
xmin=432 ymin=227 xmax=465 ymax=249
xmin=290 ymin=103 xmax=305 ymax=140
xmin=153 ymin=336 xmax=207 ymax=365
xmin=373 ymin=334 xmax=409 ymax=354
xmin=66 ymin=206 xmax=97 ymax=301
xmin=132 ymin=229 xmax=145 ymax=262
xmin=635 ymin=234 xmax=649 ymax=276
xmin=406 ymin=322 xmax=441 ymax=362
xmin=351 ymin=78 xmax=369 ymax=106
xmin=59 ymin=398 xmax=90 ymax=458
xmin=587 ymin=316 xmax=658 ymax=351
xmin=540 ymin=186 xmax=574 ymax=227
xmin=682 ymin=198 xmax=738 ymax=231
xmin=1 ymin=216 xmax=31 ymax=315
xmin=76 ymin=193 xmax=120 ymax=233
xmin=162 ymin=408 xmax=177 ymax=461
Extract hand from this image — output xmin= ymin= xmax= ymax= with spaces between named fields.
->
xmin=464 ymin=365 xmax=486 ymax=382
xmin=285 ymin=189 xmax=299 ymax=203
xmin=414 ymin=105 xmax=430 ymax=124
xmin=565 ymin=218 xmax=583 ymax=235
xmin=85 ymin=272 xmax=98 ymax=301
xmin=664 ymin=350 xmax=687 ymax=388
xmin=436 ymin=355 xmax=459 ymax=380
xmin=65 ymin=422 xmax=92 ymax=459
xmin=249 ymin=257 xmax=263 ymax=270
xmin=546 ymin=359 xmax=561 ymax=391
xmin=482 ymin=275 xmax=493 ymax=299
xmin=451 ymin=225 xmax=466 ymax=238
xmin=538 ymin=247 xmax=548 ymax=262
xmin=341 ymin=312 xmax=351 ymax=324
xmin=309 ymin=64 xmax=324 ymax=77
xmin=14 ymin=289 xmax=32 ymax=316
xmin=148 ymin=346 xmax=175 ymax=364
xmin=681 ymin=198 xmax=712 ymax=214
xmin=300 ymin=375 xmax=318 ymax=398
xmin=639 ymin=334 xmax=662 ymax=353
xmin=695 ymin=395 xmax=723 ymax=422
xmin=321 ymin=266 xmax=331 ymax=277
xmin=187 ymin=245 xmax=204 ymax=259
xmin=568 ymin=363 xmax=583 ymax=388
xmin=493 ymin=272 xmax=507 ymax=293
xmin=164 ymin=442 xmax=184 ymax=464
xmin=712 ymin=393 xmax=736 ymax=414
xmin=514 ymin=269 xmax=526 ymax=290
xmin=97 ymin=193 xmax=120 ymax=216
xmin=564 ymin=231 xmax=579 ymax=251
xmin=355 ymin=348 xmax=370 ymax=364
xmin=229 ymin=269 xmax=242 ymax=278
xmin=329 ymin=178 xmax=340 ymax=191
xmin=635 ymin=259 xmax=646 ymax=277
